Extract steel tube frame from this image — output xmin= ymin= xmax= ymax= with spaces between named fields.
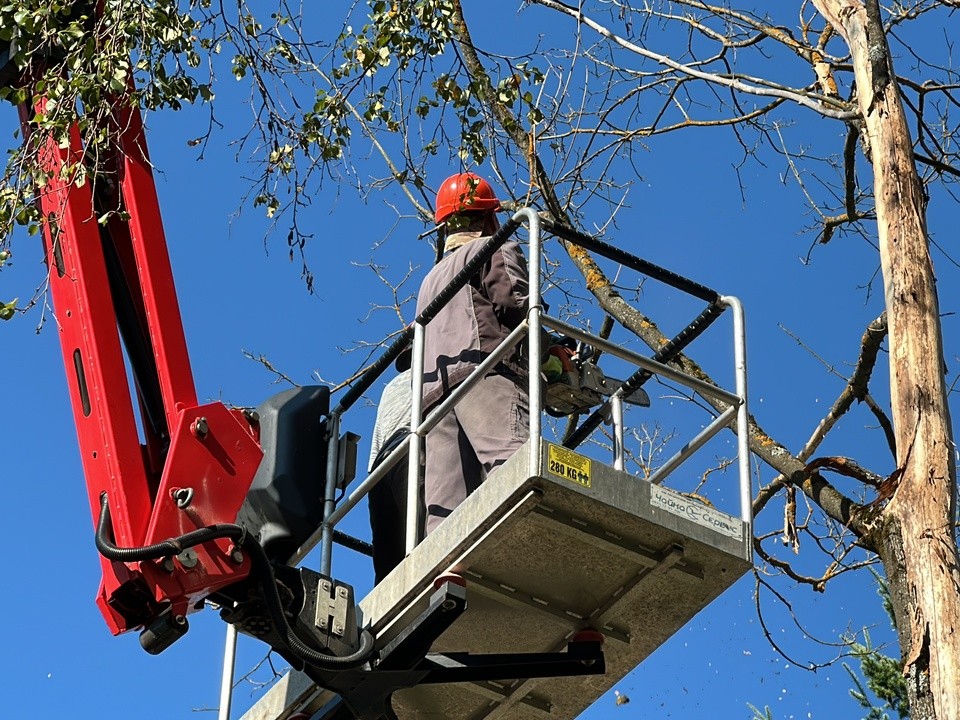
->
xmin=325 ymin=442 xmax=405 ymax=528
xmin=540 ymin=218 xmax=721 ymax=303
xmin=321 ymin=412 xmax=341 ymax=576
xmin=611 ymin=394 xmax=625 ymax=471
xmin=721 ymin=296 xmax=752 ymax=526
xmin=406 ymin=323 xmax=427 ymax=552
xmin=543 ymin=315 xmax=742 ymax=406
xmin=518 ymin=208 xmax=543 ymax=477
xmin=645 ymin=405 xmax=739 ymax=486
xmin=218 ymin=624 xmax=238 ymax=720
xmin=323 ymin=321 xmax=530 ymax=555
xmin=317 ymin=207 xmax=753 ymax=578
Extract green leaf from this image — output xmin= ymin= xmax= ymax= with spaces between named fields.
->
xmin=0 ymin=298 xmax=18 ymax=320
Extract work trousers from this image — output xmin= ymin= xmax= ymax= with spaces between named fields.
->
xmin=368 ymin=429 xmax=424 ymax=584
xmin=424 ymin=373 xmax=530 ymax=534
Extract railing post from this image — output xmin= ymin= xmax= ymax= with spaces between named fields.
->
xmin=721 ymin=295 xmax=752 ymax=528
xmin=320 ymin=412 xmax=341 ymax=576
xmin=611 ymin=394 xmax=625 ymax=471
xmin=406 ymin=322 xmax=427 ymax=554
xmin=514 ymin=208 xmax=542 ymax=477
xmin=218 ymin=624 xmax=237 ymax=720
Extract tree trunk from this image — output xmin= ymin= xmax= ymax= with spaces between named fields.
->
xmin=811 ymin=2 xmax=960 ymax=718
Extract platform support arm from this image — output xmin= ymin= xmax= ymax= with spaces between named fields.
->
xmin=304 ymin=581 xmax=606 ymax=720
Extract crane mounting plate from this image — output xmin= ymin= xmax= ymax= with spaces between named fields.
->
xmin=240 ymin=439 xmax=752 ymax=720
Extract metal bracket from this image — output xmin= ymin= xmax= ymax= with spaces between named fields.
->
xmin=336 ymin=432 xmax=360 ymax=491
xmin=317 ymin=578 xmax=352 ymax=638
xmin=303 ymin=581 xmax=605 ymax=720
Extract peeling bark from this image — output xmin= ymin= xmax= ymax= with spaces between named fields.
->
xmin=812 ymin=2 xmax=960 ymax=718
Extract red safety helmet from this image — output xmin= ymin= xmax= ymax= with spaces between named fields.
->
xmin=434 ymin=172 xmax=501 ymax=224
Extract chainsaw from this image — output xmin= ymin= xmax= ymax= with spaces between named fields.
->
xmin=542 ymin=339 xmax=651 ymax=417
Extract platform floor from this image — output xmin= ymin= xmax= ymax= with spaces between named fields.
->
xmin=240 ymin=439 xmax=752 ymax=720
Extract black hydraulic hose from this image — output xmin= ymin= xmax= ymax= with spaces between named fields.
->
xmin=564 ymin=301 xmax=726 ymax=450
xmin=94 ymin=493 xmax=375 ymax=670
xmin=95 ymin=492 xmax=243 ymax=562
xmin=241 ymin=529 xmax=376 ymax=669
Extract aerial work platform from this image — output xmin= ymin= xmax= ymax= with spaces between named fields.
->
xmin=237 ymin=208 xmax=752 ymax=720
xmin=243 ymin=438 xmax=751 ymax=720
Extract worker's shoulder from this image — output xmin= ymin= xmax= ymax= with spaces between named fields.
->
xmin=459 ymin=235 xmax=523 ymax=262
xmin=418 ymin=236 xmax=522 ymax=295
xmin=417 ymin=255 xmax=454 ymax=295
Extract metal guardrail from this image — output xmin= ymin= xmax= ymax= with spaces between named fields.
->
xmin=306 ymin=207 xmax=751 ymax=575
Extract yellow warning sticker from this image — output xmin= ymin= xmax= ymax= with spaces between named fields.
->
xmin=547 ymin=444 xmax=592 ymax=488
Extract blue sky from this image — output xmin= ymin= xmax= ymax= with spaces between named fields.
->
xmin=2 ymin=3 xmax=955 ymax=719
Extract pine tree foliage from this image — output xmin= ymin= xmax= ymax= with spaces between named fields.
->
xmin=748 ymin=704 xmax=775 ymax=720
xmin=843 ymin=575 xmax=909 ymax=720
xmin=844 ymin=631 xmax=909 ymax=720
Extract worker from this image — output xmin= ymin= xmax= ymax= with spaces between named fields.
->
xmin=415 ymin=172 xmax=531 ymax=534
xmin=367 ymin=347 xmax=419 ymax=583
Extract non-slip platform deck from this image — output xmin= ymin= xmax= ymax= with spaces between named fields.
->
xmin=241 ymin=439 xmax=751 ymax=720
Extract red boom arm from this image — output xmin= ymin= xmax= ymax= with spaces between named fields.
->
xmin=19 ymin=91 xmax=263 ymax=637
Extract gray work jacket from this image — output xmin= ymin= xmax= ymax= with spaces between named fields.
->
xmin=415 ymin=233 xmax=529 ymax=408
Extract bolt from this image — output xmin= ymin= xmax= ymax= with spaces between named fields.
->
xmin=192 ymin=417 xmax=209 ymax=439
xmin=441 ymin=599 xmax=457 ymax=612
xmin=230 ymin=547 xmax=244 ymax=564
xmin=172 ymin=487 xmax=194 ymax=508
xmin=580 ymin=658 xmax=596 ymax=667
xmin=337 ymin=586 xmax=348 ymax=598
xmin=333 ymin=623 xmax=344 ymax=635
xmin=161 ymin=558 xmax=175 ymax=573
